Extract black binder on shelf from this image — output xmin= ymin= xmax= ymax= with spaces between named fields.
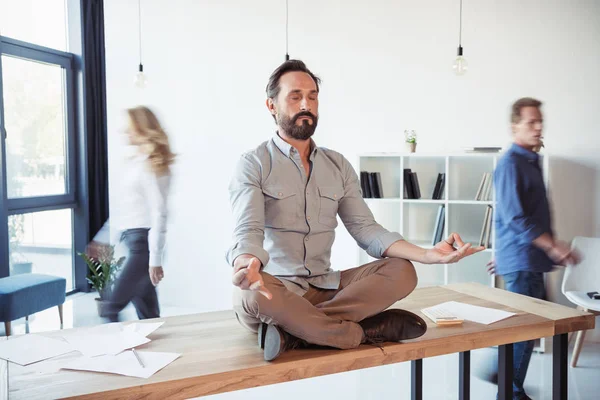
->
xmin=403 ymin=169 xmax=415 ymax=199
xmin=437 ymin=173 xmax=446 ymax=200
xmin=431 ymin=173 xmax=446 ymax=200
xmin=410 ymin=172 xmax=421 ymax=199
xmin=360 ymin=171 xmax=372 ymax=198
xmin=369 ymin=173 xmax=381 ymax=198
xmin=432 ymin=173 xmax=442 ymax=200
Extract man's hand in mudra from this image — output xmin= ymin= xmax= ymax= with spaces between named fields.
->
xmin=423 ymin=233 xmax=485 ymax=264
xmin=232 ymin=255 xmax=273 ymax=300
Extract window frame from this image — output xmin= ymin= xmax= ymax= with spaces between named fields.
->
xmin=0 ymin=0 xmax=90 ymax=294
xmin=1 ymin=37 xmax=77 ymax=213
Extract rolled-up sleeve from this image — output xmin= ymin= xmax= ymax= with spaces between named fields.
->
xmin=147 ymin=174 xmax=170 ymax=267
xmin=225 ymin=154 xmax=270 ymax=267
xmin=336 ymin=156 xmax=403 ymax=259
xmin=495 ymin=161 xmax=546 ymax=245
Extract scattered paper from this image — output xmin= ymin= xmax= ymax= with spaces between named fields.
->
xmin=62 ymin=351 xmax=180 ymax=379
xmin=123 ymin=321 xmax=164 ymax=338
xmin=64 ymin=330 xmax=150 ymax=357
xmin=58 ymin=323 xmax=123 ymax=341
xmin=0 ymin=334 xmax=75 ymax=365
xmin=423 ymin=301 xmax=516 ymax=325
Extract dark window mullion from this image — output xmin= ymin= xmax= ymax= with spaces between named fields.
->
xmin=0 ymin=36 xmax=73 ymax=68
xmin=0 ymin=49 xmax=8 ymax=277
xmin=7 ymin=195 xmax=76 ymax=214
xmin=65 ymin=64 xmax=77 ymax=201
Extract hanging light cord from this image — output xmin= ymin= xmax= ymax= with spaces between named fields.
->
xmin=138 ymin=0 xmax=143 ymax=66
xmin=285 ymin=0 xmax=289 ymax=60
xmin=458 ymin=0 xmax=463 ymax=47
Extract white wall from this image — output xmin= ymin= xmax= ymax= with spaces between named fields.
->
xmin=104 ymin=0 xmax=600 ymax=379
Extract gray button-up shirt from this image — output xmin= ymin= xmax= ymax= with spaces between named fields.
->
xmin=226 ymin=134 xmax=403 ymax=296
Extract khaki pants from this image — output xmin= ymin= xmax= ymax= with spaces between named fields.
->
xmin=233 ymin=258 xmax=417 ymax=349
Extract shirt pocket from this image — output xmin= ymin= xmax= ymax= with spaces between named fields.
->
xmin=262 ymin=185 xmax=298 ymax=228
xmin=318 ymin=186 xmax=342 ymax=228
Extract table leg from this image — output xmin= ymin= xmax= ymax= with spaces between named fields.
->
xmin=553 ymin=333 xmax=568 ymax=400
xmin=459 ymin=351 xmax=470 ymax=400
xmin=411 ymin=359 xmax=422 ymax=400
xmin=498 ymin=343 xmax=513 ymax=400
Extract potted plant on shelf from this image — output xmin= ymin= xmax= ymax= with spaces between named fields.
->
xmin=405 ymin=130 xmax=417 ymax=153
xmin=8 ymin=214 xmax=33 ymax=275
xmin=78 ymin=246 xmax=125 ymax=317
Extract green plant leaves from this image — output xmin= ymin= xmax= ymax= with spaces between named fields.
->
xmin=78 ymin=248 xmax=124 ymax=299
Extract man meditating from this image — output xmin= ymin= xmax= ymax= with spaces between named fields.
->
xmin=226 ymin=59 xmax=483 ymax=361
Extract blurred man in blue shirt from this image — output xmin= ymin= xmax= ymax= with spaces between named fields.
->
xmin=493 ymin=97 xmax=580 ymax=400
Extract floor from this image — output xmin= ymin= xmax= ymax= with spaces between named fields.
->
xmin=2 ymin=292 xmax=599 ymax=400
xmin=0 ymin=291 xmax=200 ymax=336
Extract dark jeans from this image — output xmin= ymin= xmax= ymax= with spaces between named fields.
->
xmin=501 ymin=271 xmax=546 ymax=399
xmin=105 ymin=228 xmax=160 ymax=322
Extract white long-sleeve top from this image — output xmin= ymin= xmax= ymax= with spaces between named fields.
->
xmin=96 ymin=147 xmax=171 ymax=267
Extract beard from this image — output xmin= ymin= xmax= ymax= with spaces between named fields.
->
xmin=278 ymin=111 xmax=319 ymax=140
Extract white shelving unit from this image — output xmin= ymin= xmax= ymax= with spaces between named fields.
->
xmin=358 ymin=152 xmax=550 ymax=351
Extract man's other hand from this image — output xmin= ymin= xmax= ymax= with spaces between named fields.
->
xmin=232 ymin=255 xmax=272 ymax=300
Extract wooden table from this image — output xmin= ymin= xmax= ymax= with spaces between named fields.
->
xmin=2 ymin=283 xmax=595 ymax=400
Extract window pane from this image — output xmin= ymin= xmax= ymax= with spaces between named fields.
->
xmin=3 ymin=55 xmax=68 ymax=198
xmin=0 ymin=0 xmax=67 ymax=51
xmin=8 ymin=209 xmax=74 ymax=292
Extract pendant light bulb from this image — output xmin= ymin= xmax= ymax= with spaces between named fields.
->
xmin=453 ymin=46 xmax=468 ymax=76
xmin=285 ymin=0 xmax=290 ymax=61
xmin=453 ymin=0 xmax=468 ymax=76
xmin=134 ymin=63 xmax=147 ymax=88
xmin=134 ymin=0 xmax=147 ymax=88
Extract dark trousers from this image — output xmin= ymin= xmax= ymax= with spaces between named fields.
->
xmin=105 ymin=228 xmax=160 ymax=322
xmin=501 ymin=271 xmax=546 ymax=399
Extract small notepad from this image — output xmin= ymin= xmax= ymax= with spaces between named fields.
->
xmin=421 ymin=304 xmax=464 ymax=326
xmin=422 ymin=301 xmax=516 ymax=325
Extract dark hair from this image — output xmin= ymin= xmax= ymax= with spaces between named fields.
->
xmin=511 ymin=97 xmax=542 ymax=124
xmin=266 ymin=59 xmax=321 ymax=100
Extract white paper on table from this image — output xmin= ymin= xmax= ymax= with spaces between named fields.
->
xmin=57 ymin=323 xmax=124 ymax=343
xmin=424 ymin=301 xmax=516 ymax=325
xmin=64 ymin=330 xmax=150 ymax=357
xmin=62 ymin=351 xmax=180 ymax=379
xmin=123 ymin=321 xmax=164 ymax=337
xmin=0 ymin=334 xmax=75 ymax=365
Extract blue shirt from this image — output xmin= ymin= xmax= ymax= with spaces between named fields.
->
xmin=494 ymin=143 xmax=554 ymax=275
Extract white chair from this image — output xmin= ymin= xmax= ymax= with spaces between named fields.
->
xmin=561 ymin=236 xmax=600 ymax=367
